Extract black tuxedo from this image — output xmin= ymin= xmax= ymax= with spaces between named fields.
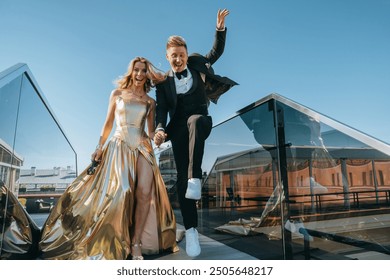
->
xmin=156 ymin=29 xmax=238 ymax=134
xmin=155 ymin=29 xmax=237 ymax=229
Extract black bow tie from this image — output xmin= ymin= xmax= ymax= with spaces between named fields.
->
xmin=175 ymin=69 xmax=188 ymax=79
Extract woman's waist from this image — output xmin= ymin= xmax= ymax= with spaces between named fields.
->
xmin=113 ymin=127 xmax=147 ymax=141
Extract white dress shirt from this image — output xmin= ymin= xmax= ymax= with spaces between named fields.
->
xmin=174 ymin=67 xmax=193 ymax=94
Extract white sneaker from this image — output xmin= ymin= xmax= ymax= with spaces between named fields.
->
xmin=185 ymin=227 xmax=201 ymax=257
xmin=185 ymin=178 xmax=201 ymax=200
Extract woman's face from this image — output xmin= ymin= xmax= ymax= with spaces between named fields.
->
xmin=132 ymin=61 xmax=147 ymax=88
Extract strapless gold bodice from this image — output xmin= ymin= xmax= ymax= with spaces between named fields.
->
xmin=113 ymin=97 xmax=151 ymax=150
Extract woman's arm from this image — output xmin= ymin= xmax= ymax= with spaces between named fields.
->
xmin=147 ymin=98 xmax=156 ymax=140
xmin=91 ymin=89 xmax=119 ymax=161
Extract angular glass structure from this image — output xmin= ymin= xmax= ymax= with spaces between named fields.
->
xmin=0 ymin=64 xmax=77 ymax=259
xmin=202 ymin=93 xmax=390 ymax=259
xmin=160 ymin=93 xmax=390 ymax=259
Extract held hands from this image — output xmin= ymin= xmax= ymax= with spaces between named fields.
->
xmin=154 ymin=130 xmax=167 ymax=147
xmin=217 ymin=8 xmax=230 ymax=30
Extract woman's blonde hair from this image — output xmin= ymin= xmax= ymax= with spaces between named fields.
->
xmin=115 ymin=57 xmax=166 ymax=93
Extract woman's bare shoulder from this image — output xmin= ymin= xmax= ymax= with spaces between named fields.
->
xmin=110 ymin=89 xmax=123 ymax=97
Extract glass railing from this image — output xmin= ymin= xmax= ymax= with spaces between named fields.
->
xmin=0 ymin=64 xmax=77 ymax=259
xmin=159 ymin=93 xmax=390 ymax=259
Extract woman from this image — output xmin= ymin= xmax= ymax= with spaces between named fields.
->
xmin=39 ymin=57 xmax=177 ymax=260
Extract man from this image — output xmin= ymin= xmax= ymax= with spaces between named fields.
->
xmin=154 ymin=9 xmax=238 ymax=257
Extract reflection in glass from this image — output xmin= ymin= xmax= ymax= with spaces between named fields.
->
xmin=13 ymin=74 xmax=77 ymax=208
xmin=0 ymin=75 xmax=23 ymax=188
xmin=0 ymin=73 xmax=22 ymax=258
xmin=0 ymin=184 xmax=40 ymax=259
xmin=0 ymin=64 xmax=77 ymax=259
xmin=15 ymin=75 xmax=76 ymax=170
xmin=179 ymin=93 xmax=390 ymax=259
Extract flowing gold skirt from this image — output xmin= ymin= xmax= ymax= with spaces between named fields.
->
xmin=0 ymin=186 xmax=40 ymax=259
xmin=39 ymin=137 xmax=177 ymax=260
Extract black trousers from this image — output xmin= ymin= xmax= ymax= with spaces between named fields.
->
xmin=170 ymin=114 xmax=212 ymax=229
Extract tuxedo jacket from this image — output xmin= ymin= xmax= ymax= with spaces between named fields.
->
xmin=155 ymin=29 xmax=238 ymax=134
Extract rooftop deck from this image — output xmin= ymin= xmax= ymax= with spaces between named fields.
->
xmin=30 ymin=209 xmax=390 ymax=261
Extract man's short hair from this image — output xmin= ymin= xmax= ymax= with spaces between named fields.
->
xmin=166 ymin=35 xmax=187 ymax=50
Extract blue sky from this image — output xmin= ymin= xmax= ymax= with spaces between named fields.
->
xmin=1 ymin=0 xmax=389 ymax=169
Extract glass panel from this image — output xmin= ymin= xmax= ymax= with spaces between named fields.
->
xmin=1 ymin=67 xmax=77 ymax=259
xmin=200 ymin=100 xmax=286 ymax=260
xmin=14 ymin=74 xmax=77 ymax=214
xmin=275 ymin=99 xmax=390 ymax=259
xmin=0 ymin=75 xmax=22 ymax=257
xmin=158 ymin=93 xmax=390 ymax=259
xmin=155 ymin=144 xmax=179 ymax=208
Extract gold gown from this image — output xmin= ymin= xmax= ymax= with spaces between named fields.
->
xmin=39 ymin=97 xmax=177 ymax=260
xmin=0 ymin=185 xmax=41 ymax=259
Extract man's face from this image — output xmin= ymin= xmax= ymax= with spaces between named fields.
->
xmin=166 ymin=46 xmax=188 ymax=73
